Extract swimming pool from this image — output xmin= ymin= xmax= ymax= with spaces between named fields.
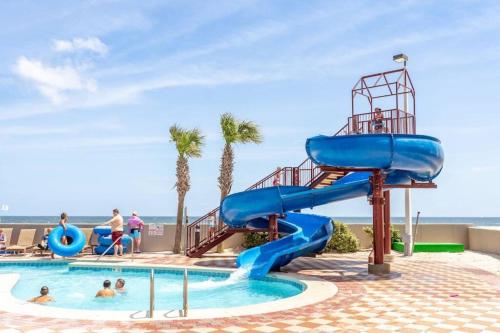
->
xmin=0 ymin=262 xmax=304 ymax=311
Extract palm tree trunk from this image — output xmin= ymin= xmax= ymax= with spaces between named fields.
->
xmin=217 ymin=143 xmax=234 ymax=253
xmin=173 ymin=193 xmax=185 ymax=254
xmin=174 ymin=155 xmax=189 ymax=254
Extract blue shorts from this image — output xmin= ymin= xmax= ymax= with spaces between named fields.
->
xmin=130 ymin=229 xmax=141 ymax=239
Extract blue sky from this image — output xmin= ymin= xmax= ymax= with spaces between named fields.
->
xmin=0 ymin=0 xmax=499 ymax=217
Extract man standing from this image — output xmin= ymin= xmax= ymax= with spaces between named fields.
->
xmin=103 ymin=208 xmax=124 ymax=256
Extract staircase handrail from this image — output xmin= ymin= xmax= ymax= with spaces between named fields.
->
xmin=186 ymin=122 xmax=350 ymax=254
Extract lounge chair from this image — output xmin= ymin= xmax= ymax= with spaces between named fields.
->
xmin=6 ymin=229 xmax=36 ymax=254
xmin=0 ymin=228 xmax=13 ymax=255
xmin=80 ymin=228 xmax=97 ymax=254
xmin=34 ymin=228 xmax=52 ymax=256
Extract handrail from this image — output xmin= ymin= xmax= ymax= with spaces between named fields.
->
xmin=182 ymin=268 xmax=188 ymax=317
xmin=149 ymin=269 xmax=155 ymax=318
xmin=185 ymin=120 xmax=369 ymax=255
xmin=96 ymin=235 xmax=123 ymax=261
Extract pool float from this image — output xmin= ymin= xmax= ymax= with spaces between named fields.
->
xmin=48 ymin=224 xmax=85 ymax=257
xmin=93 ymin=226 xmax=132 ymax=255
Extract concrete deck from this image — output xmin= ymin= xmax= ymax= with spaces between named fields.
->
xmin=0 ymin=251 xmax=499 ymax=332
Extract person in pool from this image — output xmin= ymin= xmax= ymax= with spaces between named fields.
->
xmin=115 ymin=278 xmax=126 ymax=293
xmin=96 ymin=280 xmax=115 ymax=298
xmin=128 ymin=211 xmax=144 ymax=253
xmin=29 ymin=286 xmax=54 ymax=303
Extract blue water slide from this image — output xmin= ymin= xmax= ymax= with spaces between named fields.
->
xmin=220 ymin=134 xmax=444 ymax=278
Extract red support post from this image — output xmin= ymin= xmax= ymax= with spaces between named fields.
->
xmin=268 ymin=215 xmax=279 ymax=242
xmin=370 ymin=170 xmax=385 ymax=265
xmin=383 ymin=190 xmax=391 ymax=255
xmin=293 ymin=167 xmax=299 ymax=186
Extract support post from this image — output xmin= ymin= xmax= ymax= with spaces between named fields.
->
xmin=404 ymin=188 xmax=413 ymax=256
xmin=368 ymin=170 xmax=390 ymax=274
xmin=268 ymin=215 xmax=278 ymax=241
xmin=383 ymin=190 xmax=391 ymax=255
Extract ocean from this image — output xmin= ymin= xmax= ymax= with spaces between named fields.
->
xmin=0 ymin=216 xmax=499 ymax=226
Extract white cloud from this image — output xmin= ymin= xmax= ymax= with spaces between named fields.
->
xmin=14 ymin=56 xmax=97 ymax=104
xmin=0 ymin=121 xmax=122 ymax=137
xmin=0 ymin=136 xmax=166 ymax=151
xmin=53 ymin=37 xmax=108 ymax=55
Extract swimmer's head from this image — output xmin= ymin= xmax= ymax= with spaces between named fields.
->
xmin=116 ymin=278 xmax=125 ymax=288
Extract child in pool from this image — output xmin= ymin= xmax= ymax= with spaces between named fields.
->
xmin=115 ymin=278 xmax=126 ymax=293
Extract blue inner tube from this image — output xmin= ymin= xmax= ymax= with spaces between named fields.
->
xmin=48 ymin=224 xmax=86 ymax=257
xmin=98 ymin=234 xmax=132 ymax=247
xmin=93 ymin=226 xmax=111 ymax=236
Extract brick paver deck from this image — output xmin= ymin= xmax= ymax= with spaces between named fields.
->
xmin=0 ymin=252 xmax=499 ymax=333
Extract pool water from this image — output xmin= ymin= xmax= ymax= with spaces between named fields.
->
xmin=0 ymin=263 xmax=303 ymax=311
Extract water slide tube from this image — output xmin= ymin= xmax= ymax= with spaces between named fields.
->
xmin=48 ymin=224 xmax=86 ymax=257
xmin=220 ymin=134 xmax=444 ymax=278
xmin=93 ymin=226 xmax=132 ymax=255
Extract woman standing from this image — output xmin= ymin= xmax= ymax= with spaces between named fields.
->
xmin=128 ymin=211 xmax=144 ymax=253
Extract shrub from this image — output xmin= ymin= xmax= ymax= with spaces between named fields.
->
xmin=324 ymin=221 xmax=360 ymax=253
xmin=242 ymin=232 xmax=269 ymax=249
xmin=362 ymin=225 xmax=402 ymax=245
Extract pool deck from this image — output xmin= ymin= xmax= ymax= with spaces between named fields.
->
xmin=0 ymin=250 xmax=499 ymax=332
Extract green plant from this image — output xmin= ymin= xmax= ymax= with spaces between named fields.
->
xmin=242 ymin=232 xmax=269 ymax=249
xmin=362 ymin=225 xmax=402 ymax=245
xmin=324 ymin=221 xmax=360 ymax=253
xmin=391 ymin=226 xmax=402 ymax=243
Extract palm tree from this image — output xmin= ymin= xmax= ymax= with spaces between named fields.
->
xmin=217 ymin=113 xmax=262 ymax=252
xmin=169 ymin=125 xmax=204 ymax=254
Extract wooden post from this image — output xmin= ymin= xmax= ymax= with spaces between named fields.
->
xmin=383 ymin=190 xmax=391 ymax=255
xmin=371 ymin=170 xmax=385 ymax=265
xmin=268 ymin=215 xmax=278 ymax=241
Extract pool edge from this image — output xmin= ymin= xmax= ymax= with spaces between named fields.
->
xmin=0 ymin=260 xmax=338 ymax=321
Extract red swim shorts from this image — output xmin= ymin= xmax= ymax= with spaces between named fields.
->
xmin=111 ymin=231 xmax=123 ymax=245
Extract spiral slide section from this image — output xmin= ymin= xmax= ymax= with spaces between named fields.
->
xmin=220 ymin=134 xmax=444 ymax=278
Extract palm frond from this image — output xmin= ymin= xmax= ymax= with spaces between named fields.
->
xmin=220 ymin=112 xmax=239 ymax=144
xmin=169 ymin=125 xmax=204 ymax=158
xmin=237 ymin=121 xmax=263 ymax=144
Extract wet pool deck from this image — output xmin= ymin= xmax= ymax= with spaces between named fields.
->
xmin=0 ymin=250 xmax=499 ymax=332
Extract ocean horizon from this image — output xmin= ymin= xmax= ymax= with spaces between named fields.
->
xmin=0 ymin=216 xmax=499 ymax=226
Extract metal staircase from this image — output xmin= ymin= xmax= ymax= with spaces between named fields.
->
xmin=185 ymin=67 xmax=417 ymax=258
xmin=185 ymin=126 xmax=349 ymax=257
